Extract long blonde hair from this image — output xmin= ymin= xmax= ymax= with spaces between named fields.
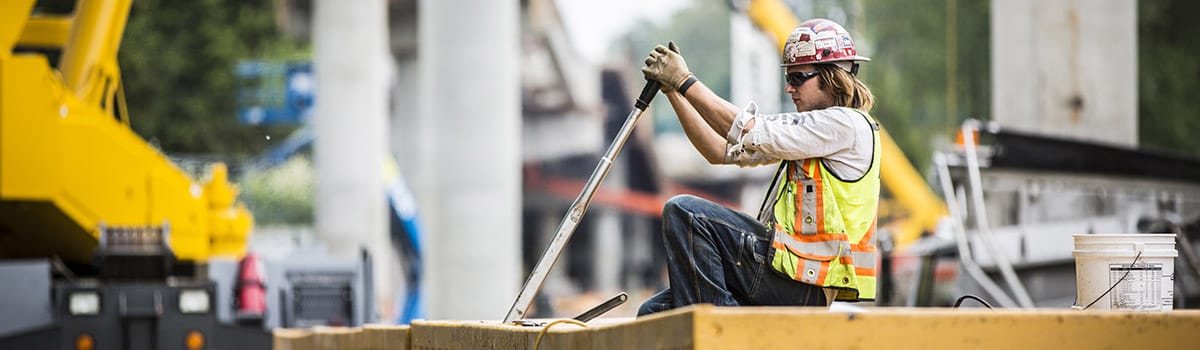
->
xmin=816 ymin=64 xmax=874 ymax=112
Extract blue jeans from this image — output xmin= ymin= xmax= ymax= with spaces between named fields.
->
xmin=638 ymin=195 xmax=826 ymax=316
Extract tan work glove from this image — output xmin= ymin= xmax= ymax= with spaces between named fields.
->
xmin=642 ymin=41 xmax=691 ymax=92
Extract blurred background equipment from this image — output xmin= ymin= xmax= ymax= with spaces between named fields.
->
xmin=0 ymin=0 xmax=395 ymax=348
xmin=0 ymin=0 xmax=276 ymax=347
xmin=235 ymin=61 xmax=314 ymax=126
xmin=926 ymin=119 xmax=1200 ymax=308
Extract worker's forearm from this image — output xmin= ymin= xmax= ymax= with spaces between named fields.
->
xmin=680 ymin=81 xmax=740 ymax=138
xmin=666 ymin=90 xmax=728 ymax=164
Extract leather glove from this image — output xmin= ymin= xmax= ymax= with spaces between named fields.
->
xmin=642 ymin=41 xmax=691 ymax=92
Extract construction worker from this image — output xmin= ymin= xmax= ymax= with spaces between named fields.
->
xmin=638 ymin=18 xmax=879 ymax=316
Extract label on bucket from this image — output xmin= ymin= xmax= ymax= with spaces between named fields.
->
xmin=1164 ymin=274 xmax=1175 ymax=311
xmin=1108 ymin=263 xmax=1166 ymax=311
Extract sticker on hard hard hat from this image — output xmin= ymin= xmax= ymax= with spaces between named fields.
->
xmin=786 ymin=42 xmax=816 ymax=62
xmin=840 ymin=35 xmax=853 ymax=49
xmin=815 ymin=38 xmax=838 ymax=49
xmin=798 ymin=42 xmax=815 ymax=56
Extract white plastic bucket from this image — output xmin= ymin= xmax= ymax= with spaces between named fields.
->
xmin=1072 ymin=234 xmax=1176 ymax=311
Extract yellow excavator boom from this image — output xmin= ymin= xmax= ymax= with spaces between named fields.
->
xmin=745 ymin=0 xmax=948 ymax=248
xmin=0 ymin=0 xmax=252 ymax=263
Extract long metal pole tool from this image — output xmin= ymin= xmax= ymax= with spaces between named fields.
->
xmin=503 ymin=81 xmax=660 ymax=324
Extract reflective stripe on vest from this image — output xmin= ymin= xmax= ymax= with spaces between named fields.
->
xmin=769 ymin=110 xmax=881 ymax=301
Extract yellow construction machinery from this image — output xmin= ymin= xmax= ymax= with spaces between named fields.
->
xmin=0 ymin=0 xmax=252 ymax=265
xmin=0 ymin=0 xmax=277 ymax=348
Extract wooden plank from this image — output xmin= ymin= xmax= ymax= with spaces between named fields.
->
xmin=410 ymin=310 xmax=694 ymax=349
xmin=314 ymin=306 xmax=1200 ymax=349
xmin=362 ymin=324 xmax=411 ymax=350
xmin=411 ymin=320 xmax=542 ymax=349
xmin=692 ymin=306 xmax=1198 ymax=350
xmin=312 ymin=327 xmax=362 ymax=350
xmin=272 ymin=328 xmax=314 ymax=350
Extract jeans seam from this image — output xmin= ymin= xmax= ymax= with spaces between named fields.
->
xmin=696 ymin=216 xmax=754 ymax=267
xmin=746 ymin=255 xmax=766 ymax=297
xmin=749 ymin=231 xmax=777 ymax=298
xmin=691 ymin=214 xmax=769 ymax=300
xmin=687 ymin=212 xmax=703 ymax=303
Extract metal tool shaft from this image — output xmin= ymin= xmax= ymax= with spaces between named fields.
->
xmin=503 ymin=81 xmax=659 ymax=323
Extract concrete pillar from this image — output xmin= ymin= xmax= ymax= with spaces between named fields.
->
xmin=992 ymin=0 xmax=1137 ymax=146
xmin=389 ymin=2 xmax=420 ymax=172
xmin=391 ymin=58 xmax=420 ymax=175
xmin=418 ymin=0 xmax=521 ymax=319
xmin=313 ymin=0 xmax=395 ymax=300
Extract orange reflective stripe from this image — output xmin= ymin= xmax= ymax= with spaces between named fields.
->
xmin=794 ymin=175 xmax=805 ymax=232
xmin=788 ymin=232 xmax=848 ymax=243
xmin=793 ymin=257 xmax=804 ymax=280
xmin=812 ymin=160 xmax=826 ymax=234
xmin=854 ymin=267 xmax=877 ymax=277
xmin=792 ymin=161 xmax=802 ymax=233
xmin=852 ymin=216 xmax=878 ymax=252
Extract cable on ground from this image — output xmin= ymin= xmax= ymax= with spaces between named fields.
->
xmin=533 ymin=318 xmax=589 ymax=350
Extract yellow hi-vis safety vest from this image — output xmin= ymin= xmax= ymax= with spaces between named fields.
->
xmin=767 ymin=111 xmax=880 ymax=302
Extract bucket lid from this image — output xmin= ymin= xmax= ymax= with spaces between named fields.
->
xmin=1072 ymin=234 xmax=1177 ymax=258
xmin=1073 ymin=234 xmax=1176 ymax=245
xmin=1072 ymin=249 xmax=1178 ymax=258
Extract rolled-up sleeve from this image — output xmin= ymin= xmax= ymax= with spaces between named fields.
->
xmin=724 ymin=102 xmax=858 ymax=167
xmin=724 ymin=102 xmax=776 ymax=167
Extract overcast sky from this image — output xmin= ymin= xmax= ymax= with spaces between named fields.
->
xmin=555 ymin=0 xmax=693 ymax=60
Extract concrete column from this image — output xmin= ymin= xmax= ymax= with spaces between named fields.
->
xmin=313 ymin=0 xmax=395 ymax=299
xmin=992 ymin=0 xmax=1137 ymax=146
xmin=418 ymin=0 xmax=521 ymax=319
xmin=391 ymin=57 xmax=421 ymax=174
xmin=389 ymin=2 xmax=420 ymax=172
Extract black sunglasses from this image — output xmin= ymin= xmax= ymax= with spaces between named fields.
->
xmin=785 ymin=70 xmax=820 ymax=86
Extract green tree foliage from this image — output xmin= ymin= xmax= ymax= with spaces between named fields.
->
xmin=858 ymin=0 xmax=990 ymax=171
xmin=120 ymin=0 xmax=307 ymax=156
xmin=240 ymin=155 xmax=315 ymax=224
xmin=627 ymin=0 xmax=732 ymax=134
xmin=1138 ymin=0 xmax=1200 ymax=157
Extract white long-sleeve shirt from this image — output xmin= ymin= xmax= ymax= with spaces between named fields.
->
xmin=724 ymin=102 xmax=875 ymax=181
